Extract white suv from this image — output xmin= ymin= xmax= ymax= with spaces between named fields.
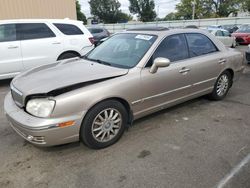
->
xmin=0 ymin=19 xmax=94 ymax=80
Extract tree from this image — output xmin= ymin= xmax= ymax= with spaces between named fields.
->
xmin=175 ymin=0 xmax=243 ymax=19
xmin=76 ymin=0 xmax=87 ymax=24
xmin=175 ymin=0 xmax=215 ymax=19
xmin=89 ymin=0 xmax=130 ymax=23
xmin=128 ymin=0 xmax=156 ymax=22
xmin=212 ymin=0 xmax=242 ymax=17
xmin=242 ymin=0 xmax=250 ymax=12
xmin=117 ymin=12 xmax=133 ymax=22
xmin=164 ymin=13 xmax=178 ymax=21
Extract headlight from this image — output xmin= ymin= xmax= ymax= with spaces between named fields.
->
xmin=26 ymin=98 xmax=55 ymax=118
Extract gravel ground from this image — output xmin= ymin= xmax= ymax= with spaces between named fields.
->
xmin=0 ymin=45 xmax=249 ymax=188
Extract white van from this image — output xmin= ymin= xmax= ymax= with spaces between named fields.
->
xmin=0 ymin=19 xmax=94 ymax=80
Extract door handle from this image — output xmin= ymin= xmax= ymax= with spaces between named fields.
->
xmin=8 ymin=46 xmax=18 ymax=49
xmin=179 ymin=68 xmax=190 ymax=74
xmin=218 ymin=59 xmax=226 ymax=64
xmin=52 ymin=41 xmax=61 ymax=45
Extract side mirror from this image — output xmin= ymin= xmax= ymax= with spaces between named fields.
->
xmin=150 ymin=57 xmax=170 ymax=73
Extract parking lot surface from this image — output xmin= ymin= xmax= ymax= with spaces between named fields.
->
xmin=0 ymin=46 xmax=250 ymax=188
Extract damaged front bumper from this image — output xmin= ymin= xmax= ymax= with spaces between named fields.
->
xmin=4 ymin=92 xmax=83 ymax=147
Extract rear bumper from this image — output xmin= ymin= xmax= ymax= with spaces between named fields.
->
xmin=4 ymin=92 xmax=83 ymax=147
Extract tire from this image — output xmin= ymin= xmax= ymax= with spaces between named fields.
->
xmin=57 ymin=52 xmax=79 ymax=60
xmin=80 ymin=100 xmax=128 ymax=149
xmin=231 ymin=41 xmax=236 ymax=48
xmin=208 ymin=71 xmax=232 ymax=100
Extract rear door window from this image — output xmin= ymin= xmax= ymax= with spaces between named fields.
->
xmin=17 ymin=23 xmax=56 ymax=40
xmin=216 ymin=30 xmax=223 ymax=36
xmin=185 ymin=33 xmax=218 ymax=57
xmin=89 ymin=28 xmax=103 ymax=34
xmin=0 ymin=24 xmax=17 ymax=42
xmin=54 ymin=23 xmax=84 ymax=35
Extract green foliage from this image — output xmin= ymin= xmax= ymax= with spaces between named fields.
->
xmin=243 ymin=0 xmax=250 ymax=12
xmin=164 ymin=13 xmax=178 ymax=21
xmin=128 ymin=0 xmax=156 ymax=22
xmin=89 ymin=0 xmax=131 ymax=23
xmin=117 ymin=12 xmax=133 ymax=22
xmin=172 ymin=0 xmax=245 ymax=20
xmin=76 ymin=0 xmax=87 ymax=24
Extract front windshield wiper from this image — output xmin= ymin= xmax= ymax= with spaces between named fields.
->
xmin=94 ymin=59 xmax=112 ymax=66
xmin=82 ymin=56 xmax=112 ymax=66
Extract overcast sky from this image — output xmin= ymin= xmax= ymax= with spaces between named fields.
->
xmin=79 ymin=0 xmax=180 ymax=19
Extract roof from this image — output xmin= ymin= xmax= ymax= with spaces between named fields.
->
xmin=127 ymin=26 xmax=169 ymax=31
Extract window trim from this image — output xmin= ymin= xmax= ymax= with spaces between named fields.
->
xmin=143 ymin=32 xmax=220 ymax=68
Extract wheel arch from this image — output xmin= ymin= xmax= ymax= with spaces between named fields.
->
xmin=57 ymin=50 xmax=81 ymax=60
xmin=83 ymin=97 xmax=134 ymax=127
xmin=220 ymin=68 xmax=234 ymax=87
xmin=79 ymin=97 xmax=134 ymax=142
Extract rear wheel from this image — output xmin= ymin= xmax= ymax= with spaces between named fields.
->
xmin=57 ymin=52 xmax=79 ymax=60
xmin=80 ymin=100 xmax=128 ymax=149
xmin=208 ymin=71 xmax=232 ymax=100
xmin=231 ymin=40 xmax=236 ymax=48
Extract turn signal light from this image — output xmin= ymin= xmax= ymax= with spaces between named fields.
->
xmin=58 ymin=121 xmax=75 ymax=128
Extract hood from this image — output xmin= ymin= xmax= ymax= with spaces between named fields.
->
xmin=232 ymin=32 xmax=250 ymax=37
xmin=12 ymin=58 xmax=128 ymax=96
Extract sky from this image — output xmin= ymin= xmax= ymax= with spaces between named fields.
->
xmin=79 ymin=0 xmax=180 ymax=19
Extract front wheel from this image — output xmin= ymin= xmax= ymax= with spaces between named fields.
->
xmin=208 ymin=71 xmax=232 ymax=100
xmin=80 ymin=100 xmax=128 ymax=149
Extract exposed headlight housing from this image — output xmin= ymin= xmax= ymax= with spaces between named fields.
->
xmin=26 ymin=98 xmax=55 ymax=118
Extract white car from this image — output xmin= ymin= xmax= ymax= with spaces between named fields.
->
xmin=0 ymin=19 xmax=94 ymax=80
xmin=208 ymin=28 xmax=236 ymax=48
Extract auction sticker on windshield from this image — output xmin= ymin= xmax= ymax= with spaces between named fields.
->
xmin=135 ymin=35 xmax=153 ymax=41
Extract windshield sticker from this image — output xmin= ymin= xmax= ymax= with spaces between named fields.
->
xmin=135 ymin=35 xmax=153 ymax=41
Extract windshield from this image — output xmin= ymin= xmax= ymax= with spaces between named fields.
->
xmin=236 ymin=25 xmax=250 ymax=33
xmin=85 ymin=33 xmax=157 ymax=68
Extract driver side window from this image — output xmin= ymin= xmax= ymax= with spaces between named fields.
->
xmin=146 ymin=34 xmax=189 ymax=67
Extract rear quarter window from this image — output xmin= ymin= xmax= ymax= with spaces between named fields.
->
xmin=54 ymin=23 xmax=84 ymax=35
xmin=186 ymin=33 xmax=218 ymax=57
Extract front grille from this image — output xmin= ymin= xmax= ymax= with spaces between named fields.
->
xmin=11 ymin=85 xmax=24 ymax=107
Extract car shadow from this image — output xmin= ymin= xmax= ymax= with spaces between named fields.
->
xmin=0 ymin=79 xmax=12 ymax=87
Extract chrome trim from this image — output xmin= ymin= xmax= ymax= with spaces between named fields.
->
xmin=131 ymin=99 xmax=142 ymax=105
xmin=132 ymin=85 xmax=192 ymax=105
xmin=132 ymin=77 xmax=217 ymax=105
xmin=10 ymin=84 xmax=23 ymax=96
xmin=193 ymin=77 xmax=217 ymax=86
xmin=134 ymin=87 xmax=214 ymax=116
xmin=143 ymin=85 xmax=192 ymax=101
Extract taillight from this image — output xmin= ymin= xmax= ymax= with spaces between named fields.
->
xmin=89 ymin=37 xmax=95 ymax=44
